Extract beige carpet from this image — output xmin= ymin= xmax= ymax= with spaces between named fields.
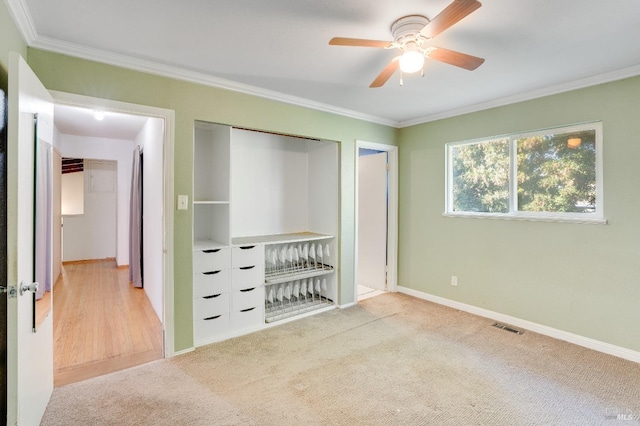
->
xmin=41 ymin=293 xmax=640 ymax=425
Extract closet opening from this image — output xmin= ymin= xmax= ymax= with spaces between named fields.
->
xmin=355 ymin=141 xmax=398 ymax=302
xmin=192 ymin=121 xmax=340 ymax=346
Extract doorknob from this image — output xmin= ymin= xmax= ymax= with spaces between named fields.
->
xmin=19 ymin=281 xmax=39 ymax=296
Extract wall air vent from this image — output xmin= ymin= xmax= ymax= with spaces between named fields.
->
xmin=492 ymin=322 xmax=524 ymax=335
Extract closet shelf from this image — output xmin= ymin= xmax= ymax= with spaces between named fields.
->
xmin=232 ymin=232 xmax=333 ymax=246
xmin=265 ymin=297 xmax=333 ymax=323
xmin=265 ymin=266 xmax=334 ymax=285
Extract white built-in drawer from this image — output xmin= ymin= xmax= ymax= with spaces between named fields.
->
xmin=229 ymin=305 xmax=264 ymax=331
xmin=193 ymin=248 xmax=231 ymax=274
xmin=232 ymin=245 xmax=264 ymax=268
xmin=193 ymin=269 xmax=230 ymax=298
xmin=194 ymin=313 xmax=229 ymax=344
xmin=231 ymin=286 xmax=264 ymax=312
xmin=231 ymin=265 xmax=264 ymax=291
xmin=193 ymin=292 xmax=229 ymax=320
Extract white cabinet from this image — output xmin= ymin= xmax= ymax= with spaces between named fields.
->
xmin=229 ymin=244 xmax=264 ymax=332
xmin=192 ymin=247 xmax=231 ymax=346
xmin=193 ymin=248 xmax=231 ymax=274
xmin=193 ymin=122 xmax=338 ymax=347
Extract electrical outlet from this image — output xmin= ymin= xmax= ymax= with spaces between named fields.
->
xmin=451 ymin=276 xmax=458 ymax=286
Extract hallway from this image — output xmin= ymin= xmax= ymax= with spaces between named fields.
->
xmin=53 ymin=259 xmax=163 ymax=386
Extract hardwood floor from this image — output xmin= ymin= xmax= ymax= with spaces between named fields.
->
xmin=53 ymin=259 xmax=163 ymax=387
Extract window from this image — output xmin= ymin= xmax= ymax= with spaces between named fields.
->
xmin=445 ymin=122 xmax=604 ymax=223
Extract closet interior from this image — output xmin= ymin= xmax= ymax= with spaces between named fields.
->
xmin=192 ymin=122 xmax=339 ymax=347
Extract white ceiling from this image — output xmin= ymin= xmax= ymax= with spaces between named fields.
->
xmin=54 ymin=104 xmax=149 ymax=140
xmin=10 ymin=0 xmax=640 ymax=127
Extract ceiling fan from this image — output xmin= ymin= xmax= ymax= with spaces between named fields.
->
xmin=329 ymin=0 xmax=485 ymax=87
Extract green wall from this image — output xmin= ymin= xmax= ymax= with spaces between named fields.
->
xmin=25 ymin=48 xmax=397 ymax=352
xmin=399 ymin=76 xmax=640 ymax=352
xmin=0 ymin=1 xmax=27 ymax=70
xmin=5 ymin=0 xmax=639 ymax=355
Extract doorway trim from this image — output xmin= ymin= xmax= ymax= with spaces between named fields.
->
xmin=50 ymin=90 xmax=176 ymax=357
xmin=354 ymin=140 xmax=398 ymax=303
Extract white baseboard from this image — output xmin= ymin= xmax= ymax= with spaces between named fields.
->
xmin=339 ymin=301 xmax=357 ymax=309
xmin=172 ymin=347 xmax=195 ymax=357
xmin=398 ymin=286 xmax=640 ymax=364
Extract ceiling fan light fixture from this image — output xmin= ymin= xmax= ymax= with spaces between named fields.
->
xmin=328 ymin=1 xmax=484 ymax=87
xmin=399 ymin=50 xmax=425 ymax=74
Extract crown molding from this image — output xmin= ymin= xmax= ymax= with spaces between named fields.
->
xmin=5 ymin=0 xmax=396 ymax=127
xmin=398 ymin=64 xmax=640 ymax=128
xmin=10 ymin=0 xmax=640 ymax=130
xmin=5 ymin=0 xmax=37 ymax=44
xmin=28 ymin=35 xmax=399 ymax=128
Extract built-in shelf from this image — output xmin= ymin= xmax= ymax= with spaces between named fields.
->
xmin=193 ymin=239 xmax=228 ymax=251
xmin=232 ymin=232 xmax=333 ymax=246
xmin=265 ymin=266 xmax=334 ymax=285
xmin=265 ymin=297 xmax=333 ymax=323
xmin=192 ymin=122 xmax=339 ymax=343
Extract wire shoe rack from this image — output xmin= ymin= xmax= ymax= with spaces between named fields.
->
xmin=264 ymin=242 xmax=334 ymax=323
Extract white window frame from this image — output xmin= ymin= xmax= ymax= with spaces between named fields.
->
xmin=444 ymin=122 xmax=605 ymax=224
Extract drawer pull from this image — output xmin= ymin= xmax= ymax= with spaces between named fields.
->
xmin=239 ymin=265 xmax=255 ymax=270
xmin=239 ymin=245 xmax=255 ymax=250
xmin=203 ymin=294 xmax=221 ymax=299
xmin=202 ymin=249 xmax=221 ymax=253
xmin=240 ymin=307 xmax=256 ymax=313
xmin=240 ymin=287 xmax=255 ymax=293
xmin=203 ymin=270 xmax=221 ymax=275
xmin=204 ymin=315 xmax=221 ymax=321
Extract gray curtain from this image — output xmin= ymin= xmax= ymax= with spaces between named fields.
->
xmin=129 ymin=146 xmax=143 ymax=288
xmin=35 ymin=139 xmax=52 ymax=300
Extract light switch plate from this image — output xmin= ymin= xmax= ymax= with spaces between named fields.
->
xmin=177 ymin=195 xmax=188 ymax=210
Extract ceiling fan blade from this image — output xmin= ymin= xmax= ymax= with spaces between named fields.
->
xmin=428 ymin=47 xmax=484 ymax=70
xmin=370 ymin=58 xmax=399 ymax=88
xmin=420 ymin=0 xmax=482 ymax=39
xmin=329 ymin=37 xmax=393 ymax=48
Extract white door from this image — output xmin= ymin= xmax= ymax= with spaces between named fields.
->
xmin=357 ymin=151 xmax=388 ymax=291
xmin=7 ymin=53 xmax=54 ymax=425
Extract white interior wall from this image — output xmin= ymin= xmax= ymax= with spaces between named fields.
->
xmin=52 ymin=127 xmax=62 ymax=283
xmin=52 ymin=125 xmax=61 ymax=152
xmin=307 ymin=140 xmax=339 ymax=236
xmin=60 ymin=134 xmax=135 ymax=265
xmin=231 ymin=129 xmax=309 ymax=237
xmin=62 ymin=160 xmax=117 ymax=261
xmin=136 ymin=117 xmax=164 ymax=321
xmin=357 ymin=151 xmax=387 ymax=291
xmin=61 ymin=172 xmax=84 ymax=215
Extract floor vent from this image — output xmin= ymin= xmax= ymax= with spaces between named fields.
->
xmin=492 ymin=322 xmax=524 ymax=335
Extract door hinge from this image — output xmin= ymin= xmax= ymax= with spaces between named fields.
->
xmin=386 ymin=162 xmax=391 ymax=171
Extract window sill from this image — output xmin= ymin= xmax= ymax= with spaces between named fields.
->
xmin=442 ymin=212 xmax=607 ymax=225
